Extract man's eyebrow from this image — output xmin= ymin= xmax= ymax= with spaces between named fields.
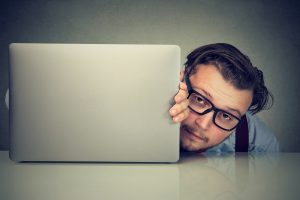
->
xmin=225 ymin=107 xmax=242 ymax=118
xmin=195 ymin=88 xmax=214 ymax=100
xmin=193 ymin=87 xmax=213 ymax=99
xmin=193 ymin=87 xmax=242 ymax=118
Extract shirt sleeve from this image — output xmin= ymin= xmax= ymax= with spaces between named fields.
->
xmin=247 ymin=113 xmax=280 ymax=152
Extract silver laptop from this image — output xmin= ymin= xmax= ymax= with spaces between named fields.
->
xmin=9 ymin=43 xmax=180 ymax=162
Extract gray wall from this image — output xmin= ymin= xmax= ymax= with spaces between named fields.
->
xmin=1 ymin=0 xmax=299 ymax=151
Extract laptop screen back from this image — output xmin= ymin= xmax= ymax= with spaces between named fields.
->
xmin=9 ymin=43 xmax=180 ymax=162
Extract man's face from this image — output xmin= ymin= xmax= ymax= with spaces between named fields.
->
xmin=180 ymin=64 xmax=253 ymax=151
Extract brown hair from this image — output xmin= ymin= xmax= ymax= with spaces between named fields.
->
xmin=184 ymin=43 xmax=273 ymax=114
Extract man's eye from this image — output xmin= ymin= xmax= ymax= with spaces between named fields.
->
xmin=222 ymin=113 xmax=232 ymax=120
xmin=196 ymin=96 xmax=204 ymax=104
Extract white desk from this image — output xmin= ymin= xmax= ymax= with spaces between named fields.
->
xmin=0 ymin=151 xmax=299 ymax=200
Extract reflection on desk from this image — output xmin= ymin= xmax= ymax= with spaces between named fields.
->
xmin=0 ymin=151 xmax=299 ymax=200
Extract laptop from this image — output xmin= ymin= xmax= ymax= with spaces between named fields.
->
xmin=9 ymin=43 xmax=180 ymax=162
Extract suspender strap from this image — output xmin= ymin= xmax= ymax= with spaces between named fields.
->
xmin=235 ymin=115 xmax=249 ymax=152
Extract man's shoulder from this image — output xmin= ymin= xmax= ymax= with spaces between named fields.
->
xmin=246 ymin=113 xmax=279 ymax=152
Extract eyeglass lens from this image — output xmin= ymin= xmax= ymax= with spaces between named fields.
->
xmin=188 ymin=92 xmax=239 ymax=130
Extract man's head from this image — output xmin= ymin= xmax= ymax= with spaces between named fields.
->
xmin=180 ymin=43 xmax=273 ymax=151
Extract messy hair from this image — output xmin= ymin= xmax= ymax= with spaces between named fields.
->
xmin=184 ymin=43 xmax=273 ymax=114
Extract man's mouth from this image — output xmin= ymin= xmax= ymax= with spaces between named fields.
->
xmin=183 ymin=126 xmax=208 ymax=143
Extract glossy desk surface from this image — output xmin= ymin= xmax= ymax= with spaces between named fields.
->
xmin=0 ymin=151 xmax=299 ymax=200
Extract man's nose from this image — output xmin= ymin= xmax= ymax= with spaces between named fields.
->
xmin=195 ymin=111 xmax=214 ymax=130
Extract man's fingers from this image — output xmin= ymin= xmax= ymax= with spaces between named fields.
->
xmin=178 ymin=82 xmax=187 ymax=91
xmin=169 ymin=98 xmax=189 ymax=117
xmin=172 ymin=109 xmax=190 ymax=123
xmin=175 ymin=82 xmax=188 ymax=103
xmin=175 ymin=89 xmax=188 ymax=103
xmin=168 ymin=72 xmax=190 ymax=123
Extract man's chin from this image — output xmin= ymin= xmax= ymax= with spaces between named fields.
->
xmin=180 ymin=142 xmax=206 ymax=152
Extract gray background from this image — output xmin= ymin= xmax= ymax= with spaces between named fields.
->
xmin=0 ymin=0 xmax=299 ymax=151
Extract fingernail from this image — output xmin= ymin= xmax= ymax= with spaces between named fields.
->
xmin=173 ymin=117 xmax=178 ymax=122
xmin=171 ymin=109 xmax=176 ymax=115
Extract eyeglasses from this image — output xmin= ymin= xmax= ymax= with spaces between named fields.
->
xmin=185 ymin=74 xmax=241 ymax=131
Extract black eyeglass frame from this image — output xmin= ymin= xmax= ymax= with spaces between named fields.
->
xmin=184 ymin=73 xmax=242 ymax=131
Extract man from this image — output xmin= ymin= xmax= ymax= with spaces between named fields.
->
xmin=169 ymin=43 xmax=279 ymax=153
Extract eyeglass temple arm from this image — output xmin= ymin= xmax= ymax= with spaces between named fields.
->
xmin=184 ymin=73 xmax=193 ymax=97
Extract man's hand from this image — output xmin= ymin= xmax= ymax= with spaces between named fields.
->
xmin=169 ymin=70 xmax=190 ymax=123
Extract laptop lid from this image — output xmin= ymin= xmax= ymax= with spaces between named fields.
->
xmin=9 ymin=43 xmax=180 ymax=162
